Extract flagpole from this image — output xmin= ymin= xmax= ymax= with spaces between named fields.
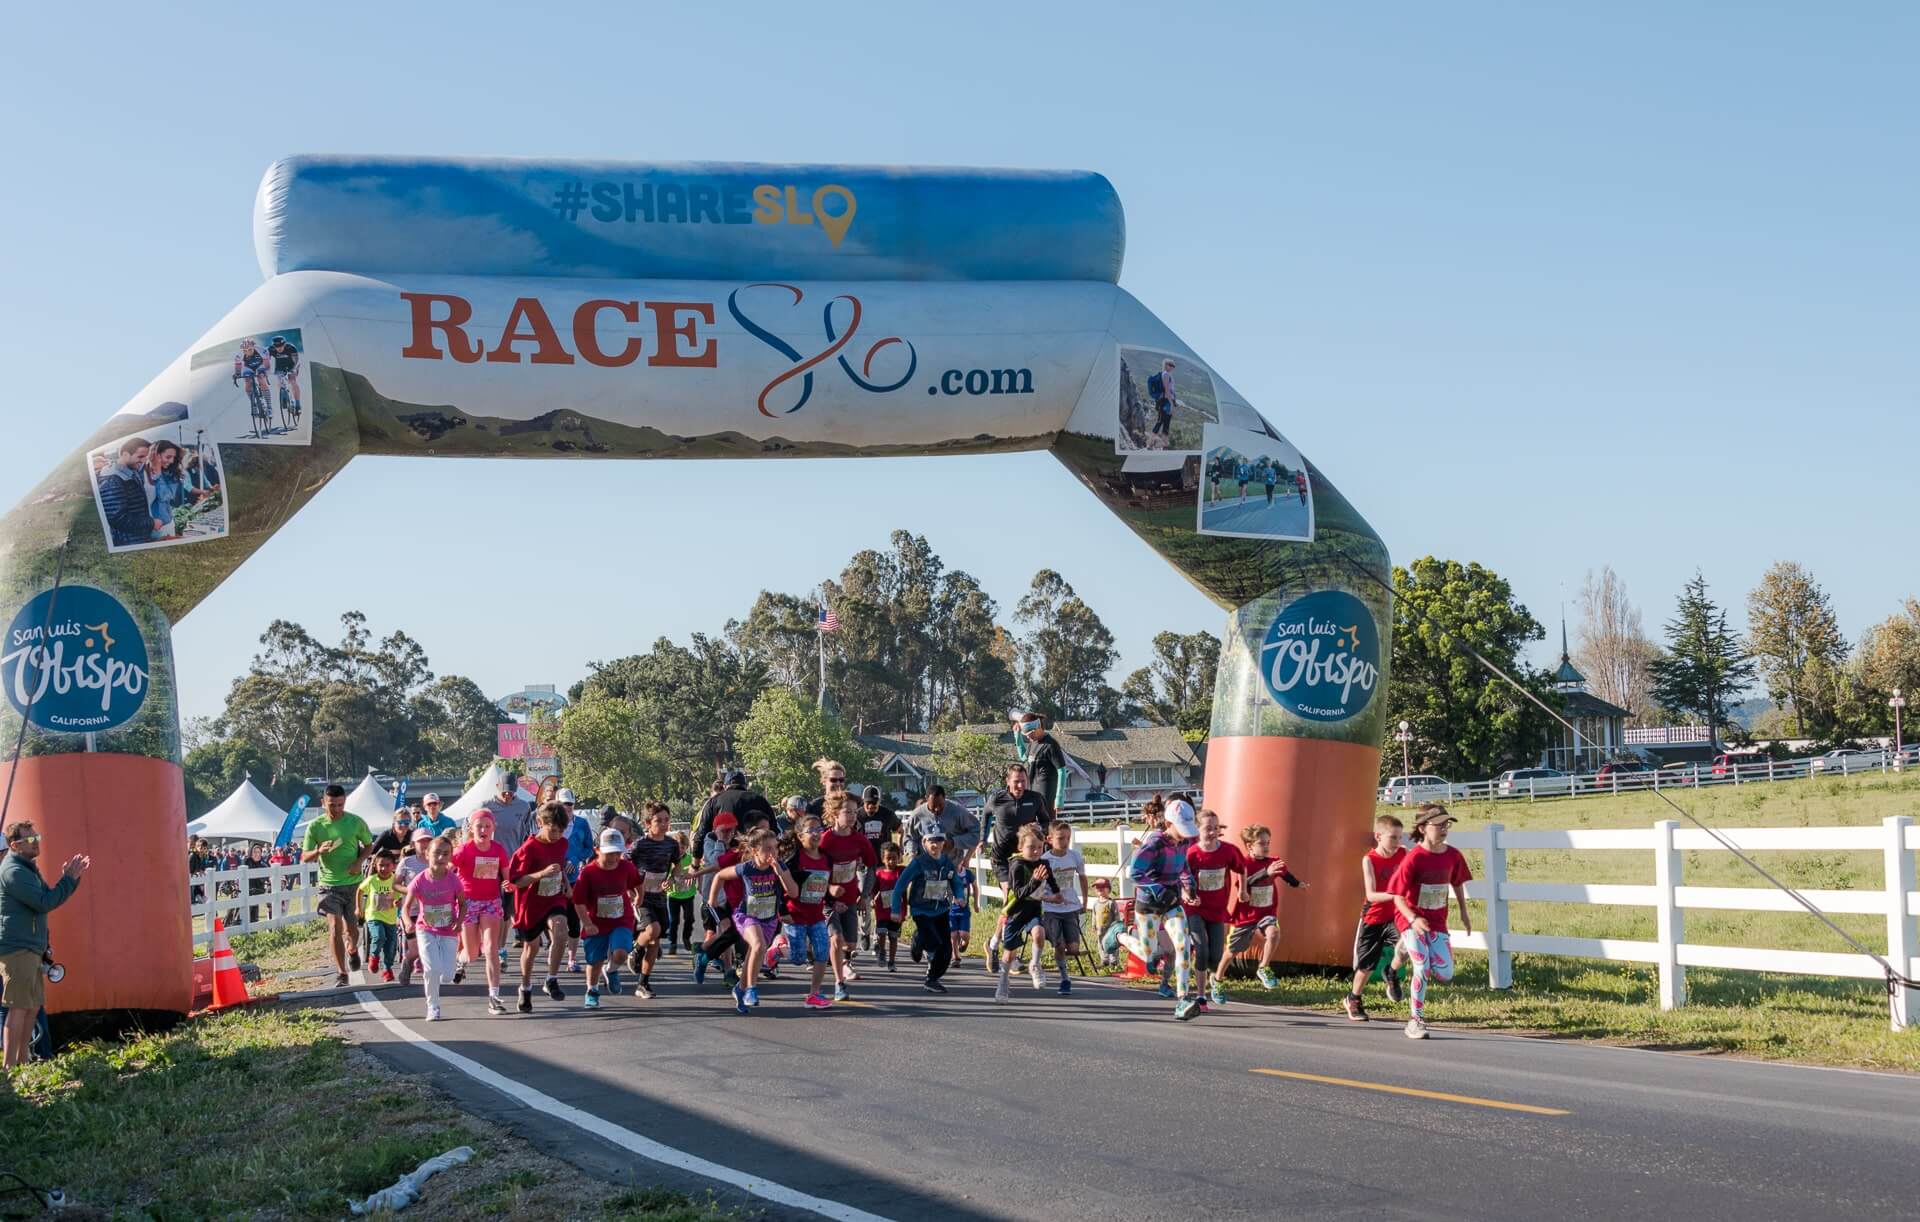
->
xmin=817 ymin=590 xmax=828 ymax=709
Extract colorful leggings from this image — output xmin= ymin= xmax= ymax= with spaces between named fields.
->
xmin=1120 ymin=909 xmax=1192 ymax=998
xmin=1406 ymin=928 xmax=1454 ymax=1018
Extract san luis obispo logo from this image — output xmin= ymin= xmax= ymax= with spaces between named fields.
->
xmin=1259 ymin=589 xmax=1380 ymax=723
xmin=2 ymin=585 xmax=150 ymax=732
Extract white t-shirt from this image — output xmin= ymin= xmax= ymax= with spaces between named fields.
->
xmin=1041 ymin=848 xmax=1085 ymax=914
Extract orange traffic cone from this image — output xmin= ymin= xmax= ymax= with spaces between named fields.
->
xmin=207 ymin=917 xmax=254 ymax=1011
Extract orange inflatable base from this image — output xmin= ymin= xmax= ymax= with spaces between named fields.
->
xmin=0 ymin=752 xmax=193 ymax=1020
xmin=1203 ymin=734 xmax=1382 ymax=969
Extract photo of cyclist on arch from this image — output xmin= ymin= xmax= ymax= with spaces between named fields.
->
xmin=189 ymin=327 xmax=310 ymax=446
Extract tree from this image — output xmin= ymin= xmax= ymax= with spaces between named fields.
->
xmin=926 ymin=730 xmax=1008 ymax=797
xmin=535 ymin=697 xmax=671 ymax=812
xmin=1384 ymin=557 xmax=1555 ymax=781
xmin=574 ymin=634 xmax=769 ymax=795
xmin=1571 ymin=566 xmax=1662 ymax=725
xmin=929 ymin=571 xmax=1016 ymax=727
xmin=727 ymin=591 xmax=820 ymax=697
xmin=1651 ymin=572 xmax=1757 ymax=745
xmin=1015 ymin=570 xmax=1123 ymax=722
xmin=183 ymin=737 xmax=289 ymax=818
xmin=409 ymin=675 xmax=502 ymax=776
xmin=734 ymin=687 xmax=878 ymax=802
xmin=1746 ymin=561 xmax=1849 ymax=737
xmin=1122 ymin=630 xmax=1220 ymax=736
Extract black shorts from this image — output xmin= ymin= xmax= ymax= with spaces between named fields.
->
xmin=876 ymin=918 xmax=902 ymax=934
xmin=514 ymin=905 xmax=579 ymax=943
xmin=829 ymin=907 xmax=860 ymax=943
xmin=635 ymin=895 xmax=670 ymax=933
xmin=1352 ymin=920 xmax=1399 ymax=973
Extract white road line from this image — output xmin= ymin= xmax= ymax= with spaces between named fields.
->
xmin=353 ymin=992 xmax=894 ymax=1222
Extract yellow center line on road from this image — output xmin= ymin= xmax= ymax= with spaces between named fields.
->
xmin=1251 ymin=1069 xmax=1571 ymax=1116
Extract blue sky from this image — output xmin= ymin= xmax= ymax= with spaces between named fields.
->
xmin=2 ymin=4 xmax=1914 ymax=723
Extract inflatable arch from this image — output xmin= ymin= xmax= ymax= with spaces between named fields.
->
xmin=0 ymin=158 xmax=1390 ymax=1026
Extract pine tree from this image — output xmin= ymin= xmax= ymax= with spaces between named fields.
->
xmin=1649 ymin=572 xmax=1757 ymax=745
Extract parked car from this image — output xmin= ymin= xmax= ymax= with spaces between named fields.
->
xmin=1658 ymin=761 xmax=1701 ymax=779
xmin=1494 ymin=767 xmax=1571 ymax=798
xmin=1594 ymin=761 xmax=1654 ymax=789
xmin=1382 ymin=774 xmax=1454 ymax=803
xmin=1711 ymin=751 xmax=1767 ymax=777
xmin=1809 ymin=748 xmax=1886 ymax=774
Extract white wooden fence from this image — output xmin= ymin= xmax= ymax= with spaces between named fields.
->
xmin=1449 ymin=817 xmax=1919 ymax=1031
xmin=1385 ymin=745 xmax=1916 ymax=805
xmin=189 ymin=864 xmax=326 ymax=953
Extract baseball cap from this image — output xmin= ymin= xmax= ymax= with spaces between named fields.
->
xmin=724 ymin=769 xmax=747 ymax=787
xmin=862 ymin=785 xmax=881 ymax=801
xmin=713 ymin=811 xmax=739 ymax=831
xmin=921 ymin=826 xmax=948 ymax=842
xmin=1091 ymin=876 xmax=1111 ymax=891
xmin=557 ymin=788 xmax=577 ymax=804
xmin=1413 ymin=804 xmax=1458 ymax=830
xmin=410 ymin=826 xmax=434 ymax=844
xmin=785 ymin=794 xmax=807 ymax=812
xmin=598 ymin=828 xmax=627 ymax=854
xmin=1165 ymin=799 xmax=1199 ymax=838
xmin=422 ymin=792 xmax=441 ymax=803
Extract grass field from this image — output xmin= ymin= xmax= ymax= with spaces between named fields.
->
xmin=0 ymin=923 xmax=733 ymax=1220
xmin=1039 ymin=771 xmax=1920 ymax=1069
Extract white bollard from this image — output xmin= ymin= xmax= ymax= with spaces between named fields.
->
xmin=1654 ymin=819 xmax=1686 ymax=1010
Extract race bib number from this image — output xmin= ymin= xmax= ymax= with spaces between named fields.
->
xmin=537 ymin=874 xmax=563 ymax=896
xmin=1197 ymin=868 xmax=1227 ymax=892
xmin=864 ymin=820 xmax=884 ymax=837
xmin=473 ymin=857 xmax=499 ymax=880
xmin=596 ymin=894 xmax=625 ymax=920
xmin=830 ymin=860 xmax=857 ymax=885
xmin=643 ymin=871 xmax=668 ymax=894
xmin=1247 ymin=883 xmax=1275 ymax=909
xmin=799 ymin=874 xmax=829 ymax=903
xmin=423 ymin=903 xmax=455 ymax=928
xmin=921 ymin=879 xmax=951 ymax=904
xmin=746 ymin=893 xmax=777 ymax=920
xmin=1416 ymin=882 xmax=1450 ymax=910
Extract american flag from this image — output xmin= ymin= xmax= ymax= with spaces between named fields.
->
xmin=817 ymin=603 xmax=840 ymax=633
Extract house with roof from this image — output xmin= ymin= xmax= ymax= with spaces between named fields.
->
xmin=1542 ymin=627 xmax=1630 ymax=773
xmin=857 ymin=720 xmax=1203 ymax=808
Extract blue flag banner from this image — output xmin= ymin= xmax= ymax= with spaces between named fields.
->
xmin=273 ymin=793 xmax=311 ymax=849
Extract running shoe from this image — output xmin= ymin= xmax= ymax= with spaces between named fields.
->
xmin=1209 ymin=982 xmax=1227 ymax=1008
xmin=544 ymin=977 xmax=565 ymax=1002
xmin=986 ymin=938 xmax=1001 ymax=974
xmin=803 ymin=993 xmax=833 ymax=1009
xmin=382 ymin=969 xmax=395 ymax=983
xmin=1405 ymin=1016 xmax=1428 ymax=1040
xmin=1156 ymin=981 xmax=1176 ymax=1000
xmin=334 ymin=973 xmax=349 ymax=988
xmin=744 ymin=986 xmax=760 ymax=1008
xmin=516 ymin=988 xmax=533 ymax=1014
xmin=1343 ymin=995 xmax=1368 ymax=1022
xmin=692 ymin=952 xmax=709 ymax=984
xmin=994 ymin=977 xmax=1010 ymax=1003
xmin=453 ymin=965 xmax=466 ymax=985
xmin=1057 ymin=978 xmax=1072 ymax=996
xmin=566 ymin=956 xmax=579 ymax=972
xmin=842 ymin=965 xmax=861 ymax=983
xmin=886 ymin=958 xmax=897 ymax=974
xmin=665 ymin=944 xmax=678 ymax=956
xmin=1385 ymin=969 xmax=1405 ymax=1004
xmin=723 ymin=967 xmax=740 ymax=987
xmin=349 ymin=951 xmax=362 ymax=971
xmin=832 ymin=984 xmax=849 ymax=1002
xmin=635 ymin=981 xmax=656 ymax=1000
xmin=1257 ymin=966 xmax=1278 ymax=990
xmin=923 ymin=979 xmax=948 ymax=994
xmin=911 ymin=944 xmax=925 ymax=964
xmin=425 ymin=1005 xmax=442 ymax=1022
xmin=368 ymin=955 xmax=381 ymax=975
xmin=1029 ymin=958 xmax=1044 ymax=990
xmin=1173 ymin=996 xmax=1202 ymax=1021
xmin=584 ymin=989 xmax=600 ymax=1009
xmin=487 ymin=995 xmax=508 ymax=1015
xmin=733 ymin=983 xmax=749 ymax=1015
xmin=762 ymin=965 xmax=780 ymax=980
xmin=607 ymin=970 xmax=623 ymax=996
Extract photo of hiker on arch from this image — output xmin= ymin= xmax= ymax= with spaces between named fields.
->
xmin=1116 ymin=345 xmax=1218 ymax=454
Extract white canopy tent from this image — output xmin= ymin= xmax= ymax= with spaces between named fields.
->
xmin=443 ymin=762 xmax=538 ymax=824
xmin=344 ymin=770 xmax=398 ymax=836
xmin=186 ymin=776 xmax=289 ymax=843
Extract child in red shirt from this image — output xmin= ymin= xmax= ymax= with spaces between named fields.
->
xmin=872 ymin=841 xmax=904 ymax=973
xmin=1229 ymin=824 xmax=1302 ymax=991
xmin=1386 ymin=804 xmax=1473 ymax=1039
xmin=1344 ymin=814 xmax=1408 ymax=1021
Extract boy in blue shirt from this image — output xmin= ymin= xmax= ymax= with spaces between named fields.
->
xmin=890 ymin=828 xmax=960 ymax=993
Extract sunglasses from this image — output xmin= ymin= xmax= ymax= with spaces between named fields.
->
xmin=9 ymin=834 xmax=39 ymax=845
xmin=828 ymin=778 xmax=847 ymax=787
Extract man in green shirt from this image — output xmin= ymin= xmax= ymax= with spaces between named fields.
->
xmin=301 ymin=783 xmax=374 ymax=987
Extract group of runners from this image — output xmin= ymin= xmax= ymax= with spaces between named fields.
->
xmin=1206 ymin=452 xmax=1309 ymax=507
xmin=292 ymin=713 xmax=1474 ymax=1037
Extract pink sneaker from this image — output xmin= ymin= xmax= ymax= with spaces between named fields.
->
xmin=803 ymin=993 xmax=834 ymax=1009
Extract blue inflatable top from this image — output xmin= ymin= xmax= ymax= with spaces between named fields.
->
xmin=254 ymin=156 xmax=1126 ymax=284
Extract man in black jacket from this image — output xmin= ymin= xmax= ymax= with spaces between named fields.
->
xmin=691 ymin=771 xmax=775 ymax=864
xmin=985 ymin=763 xmax=1051 ymax=885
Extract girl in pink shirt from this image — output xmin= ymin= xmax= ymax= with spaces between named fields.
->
xmin=451 ymin=810 xmax=511 ymax=1013
xmin=405 ymin=836 xmax=465 ymax=1021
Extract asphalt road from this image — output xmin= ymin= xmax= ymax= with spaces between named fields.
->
xmin=337 ymin=956 xmax=1920 ymax=1221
